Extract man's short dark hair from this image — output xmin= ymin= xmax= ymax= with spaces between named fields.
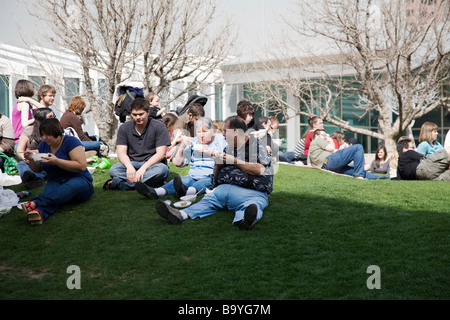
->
xmin=224 ymin=115 xmax=247 ymax=132
xmin=130 ymin=97 xmax=150 ymax=112
xmin=397 ymin=137 xmax=413 ymax=155
xmin=188 ymin=103 xmax=205 ymax=117
xmin=313 ymin=129 xmax=325 ymax=139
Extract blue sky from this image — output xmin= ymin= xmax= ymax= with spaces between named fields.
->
xmin=0 ymin=0 xmax=294 ymax=59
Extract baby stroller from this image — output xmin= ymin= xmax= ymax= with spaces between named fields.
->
xmin=113 ymin=82 xmax=145 ymax=123
xmin=176 ymin=94 xmax=208 ymax=116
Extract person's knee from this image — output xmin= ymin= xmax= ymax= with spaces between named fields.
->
xmin=444 ymin=146 xmax=450 ymax=157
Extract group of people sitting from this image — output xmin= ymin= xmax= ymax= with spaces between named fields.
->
xmin=0 ymin=80 xmax=109 ymax=225
xmin=102 ymin=98 xmax=273 ymax=230
xmin=2 ymin=84 xmax=450 ymax=227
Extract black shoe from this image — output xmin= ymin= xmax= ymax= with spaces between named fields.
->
xmin=22 ymin=171 xmax=36 ymax=183
xmin=236 ymin=204 xmax=258 ymax=230
xmin=155 ymin=200 xmax=184 ymax=224
xmin=24 ymin=178 xmax=45 ymax=190
xmin=173 ymin=175 xmax=188 ymax=199
xmin=135 ymin=181 xmax=158 ymax=199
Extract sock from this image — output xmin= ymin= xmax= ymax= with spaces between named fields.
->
xmin=186 ymin=187 xmax=197 ymax=196
xmin=155 ymin=188 xmax=167 ymax=197
xmin=180 ymin=210 xmax=189 ymax=220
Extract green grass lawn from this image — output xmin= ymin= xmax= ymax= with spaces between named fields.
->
xmin=0 ymin=161 xmax=449 ymax=300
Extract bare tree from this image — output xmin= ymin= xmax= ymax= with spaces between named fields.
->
xmin=23 ymin=0 xmax=142 ymax=146
xmin=139 ymin=0 xmax=234 ymax=106
xmin=246 ymin=0 xmax=450 ymax=154
xmin=22 ymin=0 xmax=235 ymax=148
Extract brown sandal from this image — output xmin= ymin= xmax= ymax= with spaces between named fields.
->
xmin=27 ymin=209 xmax=43 ymax=225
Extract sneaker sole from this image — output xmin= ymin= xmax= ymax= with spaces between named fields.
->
xmin=173 ymin=176 xmax=187 ymax=199
xmin=238 ymin=204 xmax=258 ymax=230
xmin=156 ymin=201 xmax=182 ymax=225
xmin=135 ymin=182 xmax=158 ymax=200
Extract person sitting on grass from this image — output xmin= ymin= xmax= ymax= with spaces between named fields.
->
xmin=155 ymin=115 xmax=273 ymax=231
xmin=416 ymin=122 xmax=443 ymax=158
xmin=103 ymin=97 xmax=170 ymax=190
xmin=396 ymin=136 xmax=450 ymax=181
xmin=16 ymin=108 xmax=55 ymax=189
xmin=307 ymin=129 xmax=380 ymax=179
xmin=20 ymin=118 xmax=94 ymax=225
xmin=135 ymin=117 xmax=227 ymax=200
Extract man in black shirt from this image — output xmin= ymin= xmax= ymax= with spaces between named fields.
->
xmin=397 ymin=137 xmax=450 ymax=181
xmin=104 ymin=98 xmax=171 ymax=190
xmin=155 ymin=116 xmax=273 ymax=230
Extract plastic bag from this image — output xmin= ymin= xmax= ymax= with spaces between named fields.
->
xmin=0 ymin=186 xmax=19 ymax=217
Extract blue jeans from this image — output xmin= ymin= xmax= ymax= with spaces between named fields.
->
xmin=162 ymin=175 xmax=212 ymax=195
xmin=17 ymin=161 xmax=47 ymax=180
xmin=109 ymin=161 xmax=169 ymax=190
xmin=279 ymin=151 xmax=295 ymax=163
xmin=81 ymin=141 xmax=103 ymax=157
xmin=323 ymin=144 xmax=379 ymax=179
xmin=183 ymin=184 xmax=269 ymax=224
xmin=32 ymin=177 xmax=94 ymax=222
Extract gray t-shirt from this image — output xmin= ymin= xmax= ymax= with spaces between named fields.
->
xmin=307 ymin=138 xmax=332 ymax=168
xmin=116 ymin=116 xmax=171 ymax=163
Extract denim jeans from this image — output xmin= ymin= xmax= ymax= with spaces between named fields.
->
xmin=279 ymin=151 xmax=295 ymax=163
xmin=183 ymin=184 xmax=269 ymax=224
xmin=32 ymin=177 xmax=94 ymax=222
xmin=17 ymin=161 xmax=47 ymax=180
xmin=81 ymin=141 xmax=103 ymax=157
xmin=162 ymin=175 xmax=212 ymax=195
xmin=323 ymin=144 xmax=379 ymax=179
xmin=109 ymin=161 xmax=169 ymax=190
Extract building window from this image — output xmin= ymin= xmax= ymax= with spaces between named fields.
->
xmin=64 ymin=77 xmax=80 ymax=105
xmin=29 ymin=76 xmax=46 ymax=94
xmin=0 ymin=75 xmax=10 ymax=116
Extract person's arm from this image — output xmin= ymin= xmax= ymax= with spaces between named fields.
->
xmin=214 ymin=152 xmax=265 ymax=176
xmin=172 ymin=141 xmax=189 ymax=167
xmin=38 ymin=145 xmax=87 ymax=172
xmin=69 ymin=113 xmax=91 ymax=141
xmin=16 ymin=134 xmax=30 ymax=161
xmin=322 ymin=136 xmax=336 ymax=152
xmin=0 ymin=118 xmax=15 ymax=153
xmin=17 ymin=102 xmax=34 ymax=127
xmin=134 ymin=145 xmax=167 ymax=182
xmin=117 ymin=144 xmax=137 ymax=183
xmin=18 ymin=97 xmax=46 ymax=110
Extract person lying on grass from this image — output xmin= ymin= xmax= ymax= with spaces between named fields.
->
xmin=307 ymin=129 xmax=380 ymax=180
xmin=155 ymin=115 xmax=273 ymax=231
xmin=396 ymin=136 xmax=450 ymax=181
xmin=135 ymin=117 xmax=227 ymax=200
xmin=21 ymin=118 xmax=94 ymax=225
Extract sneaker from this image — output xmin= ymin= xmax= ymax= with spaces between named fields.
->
xmin=173 ymin=175 xmax=188 ymax=199
xmin=135 ymin=181 xmax=158 ymax=199
xmin=236 ymin=204 xmax=258 ymax=230
xmin=22 ymin=171 xmax=36 ymax=183
xmin=24 ymin=178 xmax=45 ymax=190
xmin=155 ymin=200 xmax=184 ymax=224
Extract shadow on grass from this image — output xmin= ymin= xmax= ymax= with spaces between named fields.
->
xmin=1 ymin=178 xmax=449 ymax=300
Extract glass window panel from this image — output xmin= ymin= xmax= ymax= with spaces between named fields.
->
xmin=412 ymin=106 xmax=441 ymax=129
xmin=0 ymin=75 xmax=10 ymax=116
xmin=29 ymin=76 xmax=46 ymax=95
xmin=65 ymin=78 xmax=80 ymax=105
